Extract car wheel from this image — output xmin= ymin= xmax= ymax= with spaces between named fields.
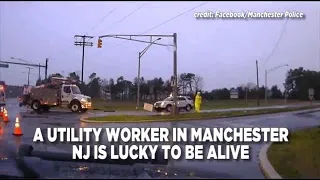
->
xmin=185 ymin=104 xmax=192 ymax=112
xmin=70 ymin=101 xmax=81 ymax=113
xmin=165 ymin=105 xmax=172 ymax=112
xmin=31 ymin=100 xmax=41 ymax=112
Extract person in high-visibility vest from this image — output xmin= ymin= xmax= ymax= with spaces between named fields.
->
xmin=195 ymin=92 xmax=202 ymax=113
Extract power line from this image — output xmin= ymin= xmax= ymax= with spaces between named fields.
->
xmin=86 ymin=7 xmax=117 ymax=36
xmin=110 ymin=2 xmax=209 ymax=49
xmin=50 ymin=6 xmax=118 ymax=63
xmin=264 ymin=19 xmax=289 ymax=66
xmin=92 ymin=3 xmax=149 ymax=59
xmin=48 ymin=8 xmax=117 ymax=67
xmin=96 ymin=3 xmax=147 ymax=36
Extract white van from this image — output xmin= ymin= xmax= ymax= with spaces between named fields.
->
xmin=0 ymin=85 xmax=5 ymax=105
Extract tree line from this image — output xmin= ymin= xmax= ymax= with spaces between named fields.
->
xmin=4 ymin=67 xmax=318 ymax=101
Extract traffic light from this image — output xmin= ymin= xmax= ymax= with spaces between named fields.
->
xmin=97 ymin=38 xmax=102 ymax=48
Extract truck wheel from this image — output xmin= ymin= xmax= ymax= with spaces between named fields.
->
xmin=165 ymin=105 xmax=172 ymax=112
xmin=42 ymin=106 xmax=50 ymax=112
xmin=70 ymin=101 xmax=81 ymax=113
xmin=31 ymin=100 xmax=41 ymax=112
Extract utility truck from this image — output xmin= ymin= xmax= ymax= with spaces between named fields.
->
xmin=25 ymin=77 xmax=92 ymax=113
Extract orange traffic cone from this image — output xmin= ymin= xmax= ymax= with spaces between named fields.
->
xmin=0 ymin=121 xmax=3 ymax=135
xmin=13 ymin=116 xmax=23 ymax=136
xmin=3 ymin=108 xmax=9 ymax=122
xmin=0 ymin=106 xmax=3 ymax=117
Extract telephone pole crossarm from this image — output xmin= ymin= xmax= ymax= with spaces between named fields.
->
xmin=74 ymin=35 xmax=94 ymax=39
xmin=74 ymin=42 xmax=93 ymax=46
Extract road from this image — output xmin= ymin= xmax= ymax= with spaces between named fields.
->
xmin=1 ymin=98 xmax=320 ymax=178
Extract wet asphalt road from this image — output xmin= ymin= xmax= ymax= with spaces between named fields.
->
xmin=1 ymin=98 xmax=320 ymax=178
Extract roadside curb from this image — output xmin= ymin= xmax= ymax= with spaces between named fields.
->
xmin=80 ymin=106 xmax=320 ymax=123
xmin=79 ymin=117 xmax=196 ymax=123
xmin=259 ymin=143 xmax=282 ymax=179
xmin=293 ymin=108 xmax=320 ymax=115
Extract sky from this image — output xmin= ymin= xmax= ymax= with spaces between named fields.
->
xmin=0 ymin=1 xmax=319 ymax=91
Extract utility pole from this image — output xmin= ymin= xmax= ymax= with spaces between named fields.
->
xmin=172 ymin=33 xmax=178 ymax=115
xmin=137 ymin=52 xmax=141 ymax=109
xmin=137 ymin=38 xmax=161 ymax=109
xmin=264 ymin=64 xmax=289 ymax=103
xmin=38 ymin=63 xmax=41 ymax=81
xmin=26 ymin=67 xmax=32 ymax=86
xmin=74 ymin=35 xmax=94 ymax=83
xmin=256 ymin=60 xmax=260 ymax=107
xmin=265 ymin=70 xmax=267 ymax=103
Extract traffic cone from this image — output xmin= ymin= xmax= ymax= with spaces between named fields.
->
xmin=13 ymin=116 xmax=23 ymax=136
xmin=0 ymin=121 xmax=3 ymax=135
xmin=3 ymin=108 xmax=9 ymax=122
xmin=0 ymin=106 xmax=3 ymax=117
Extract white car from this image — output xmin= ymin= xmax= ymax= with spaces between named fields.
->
xmin=154 ymin=96 xmax=194 ymax=112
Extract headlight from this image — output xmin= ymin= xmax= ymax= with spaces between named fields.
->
xmin=80 ymin=98 xmax=86 ymax=102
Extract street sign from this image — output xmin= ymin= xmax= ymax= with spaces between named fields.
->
xmin=0 ymin=63 xmax=9 ymax=68
xmin=230 ymin=88 xmax=239 ymax=99
xmin=308 ymin=88 xmax=314 ymax=96
xmin=170 ymin=75 xmax=176 ymax=87
xmin=308 ymin=88 xmax=314 ymax=100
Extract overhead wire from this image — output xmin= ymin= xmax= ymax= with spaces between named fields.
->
xmin=96 ymin=3 xmax=147 ymax=36
xmin=93 ymin=3 xmax=150 ymax=58
xmin=86 ymin=7 xmax=117 ymax=36
xmin=49 ymin=6 xmax=118 ymax=63
xmin=109 ymin=2 xmax=209 ymax=49
xmin=263 ymin=19 xmax=289 ymax=66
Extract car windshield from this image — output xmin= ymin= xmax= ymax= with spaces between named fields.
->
xmin=164 ymin=97 xmax=173 ymax=101
xmin=71 ymin=86 xmax=81 ymax=94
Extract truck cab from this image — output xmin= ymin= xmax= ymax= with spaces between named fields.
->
xmin=60 ymin=84 xmax=91 ymax=112
xmin=0 ymin=85 xmax=5 ymax=106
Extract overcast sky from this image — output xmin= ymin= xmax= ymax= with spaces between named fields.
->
xmin=0 ymin=1 xmax=319 ymax=91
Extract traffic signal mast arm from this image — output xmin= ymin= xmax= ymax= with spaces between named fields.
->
xmin=98 ymin=35 xmax=174 ymax=47
xmin=0 ymin=60 xmax=45 ymax=68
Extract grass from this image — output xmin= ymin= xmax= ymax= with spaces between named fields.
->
xmin=91 ymin=99 xmax=308 ymax=112
xmin=85 ymin=105 xmax=320 ymax=123
xmin=268 ymin=127 xmax=320 ymax=179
